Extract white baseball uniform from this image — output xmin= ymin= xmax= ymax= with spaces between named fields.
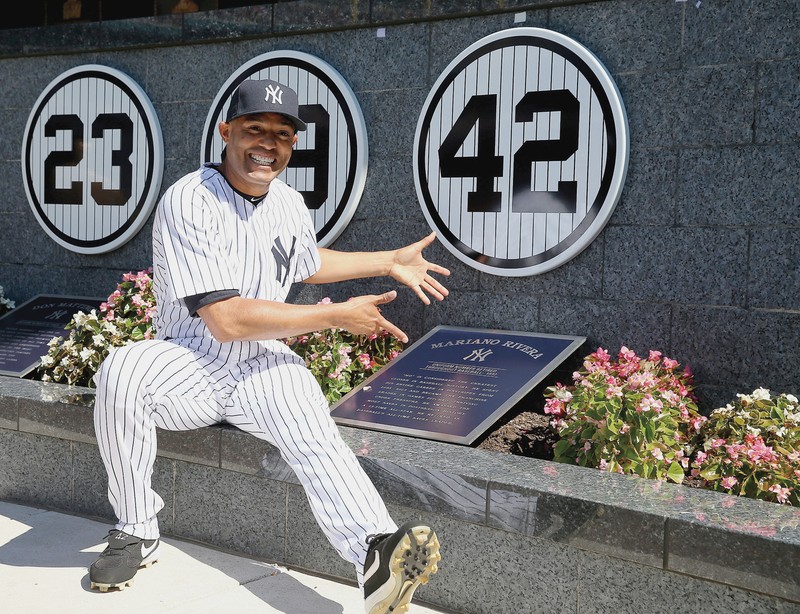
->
xmin=93 ymin=163 xmax=397 ymax=583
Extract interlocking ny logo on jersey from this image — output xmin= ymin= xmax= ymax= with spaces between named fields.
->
xmin=265 ymin=84 xmax=283 ymax=105
xmin=272 ymin=236 xmax=297 ymax=285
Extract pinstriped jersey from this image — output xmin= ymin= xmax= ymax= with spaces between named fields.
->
xmin=152 ymin=163 xmax=321 ymax=342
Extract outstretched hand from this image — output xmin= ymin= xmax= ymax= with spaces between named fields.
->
xmin=388 ymin=232 xmax=451 ymax=305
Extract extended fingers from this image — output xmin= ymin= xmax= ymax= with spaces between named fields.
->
xmin=378 ymin=314 xmax=407 ymax=343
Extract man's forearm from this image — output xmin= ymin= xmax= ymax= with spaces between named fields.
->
xmin=303 ymin=247 xmax=395 ymax=284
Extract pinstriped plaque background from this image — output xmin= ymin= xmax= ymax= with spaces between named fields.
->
xmin=21 ymin=65 xmax=164 ymax=255
xmin=201 ymin=51 xmax=368 ymax=248
xmin=414 ymin=28 xmax=629 ymax=277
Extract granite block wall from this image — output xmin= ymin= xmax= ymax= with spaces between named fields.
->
xmin=0 ymin=0 xmax=797 ymax=411
xmin=3 ymin=378 xmax=800 ymax=613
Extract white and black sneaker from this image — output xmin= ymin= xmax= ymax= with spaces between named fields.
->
xmin=89 ymin=529 xmax=160 ymax=592
xmin=363 ymin=521 xmax=441 ymax=614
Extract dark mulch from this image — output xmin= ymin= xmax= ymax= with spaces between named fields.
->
xmin=475 ymin=410 xmax=556 ymax=460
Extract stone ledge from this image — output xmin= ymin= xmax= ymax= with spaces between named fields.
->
xmin=1 ymin=375 xmax=799 ymax=613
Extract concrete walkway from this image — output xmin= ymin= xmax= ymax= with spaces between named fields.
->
xmin=0 ymin=500 xmax=446 ymax=614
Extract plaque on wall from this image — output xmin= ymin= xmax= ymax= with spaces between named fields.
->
xmin=0 ymin=295 xmax=103 ymax=377
xmin=330 ymin=325 xmax=586 ymax=445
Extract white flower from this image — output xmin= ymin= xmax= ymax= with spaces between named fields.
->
xmin=746 ymin=426 xmax=761 ymax=437
xmin=769 ymin=425 xmax=787 ymax=437
xmin=554 ymin=388 xmax=573 ymax=402
xmin=786 ymin=394 xmax=798 ymax=405
xmin=63 ymin=339 xmax=74 ymax=350
xmin=48 ymin=337 xmax=61 ymax=347
xmin=751 ymin=387 xmax=771 ymax=401
xmin=73 ymin=311 xmax=88 ymax=327
xmin=80 ymin=348 xmax=93 ymax=362
xmin=92 ymin=334 xmax=106 ymax=346
xmin=40 ymin=355 xmax=54 ymax=367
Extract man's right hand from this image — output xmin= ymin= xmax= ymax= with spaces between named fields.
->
xmin=336 ymin=291 xmax=407 ymax=343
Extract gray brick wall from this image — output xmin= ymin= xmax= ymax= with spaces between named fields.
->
xmin=0 ymin=0 xmax=797 ymax=410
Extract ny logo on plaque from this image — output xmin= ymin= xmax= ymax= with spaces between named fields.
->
xmin=330 ymin=326 xmax=585 ymax=444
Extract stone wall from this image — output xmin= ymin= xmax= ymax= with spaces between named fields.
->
xmin=2 ymin=377 xmax=799 ymax=613
xmin=0 ymin=0 xmax=797 ymax=408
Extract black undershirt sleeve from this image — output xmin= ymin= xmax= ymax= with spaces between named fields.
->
xmin=183 ymin=289 xmax=240 ymax=317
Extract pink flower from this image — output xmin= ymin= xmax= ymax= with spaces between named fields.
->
xmin=358 ymin=353 xmax=373 ymax=369
xmin=691 ymin=416 xmax=707 ymax=431
xmin=721 ymin=476 xmax=738 ymax=489
xmin=651 ymin=448 xmax=664 ymax=461
xmin=593 ymin=347 xmax=611 ymax=362
xmin=768 ymin=484 xmax=791 ymax=504
xmin=695 ymin=451 xmax=707 ymax=464
xmin=648 ymin=350 xmax=662 ymax=362
xmin=662 ymin=357 xmax=678 ymax=370
xmin=544 ymin=398 xmax=564 ymax=416
xmin=318 ymin=297 xmax=333 ymax=305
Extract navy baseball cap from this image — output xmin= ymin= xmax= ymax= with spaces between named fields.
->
xmin=225 ymin=79 xmax=307 ymax=131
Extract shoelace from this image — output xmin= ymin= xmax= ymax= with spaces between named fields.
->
xmin=365 ymin=532 xmax=390 ymax=552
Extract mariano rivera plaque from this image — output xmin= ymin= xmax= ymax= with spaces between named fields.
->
xmin=414 ymin=27 xmax=630 ymax=276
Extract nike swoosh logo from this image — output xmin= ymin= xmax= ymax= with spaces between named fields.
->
xmin=363 ymin=553 xmax=380 ymax=583
xmin=140 ymin=540 xmax=158 ymax=560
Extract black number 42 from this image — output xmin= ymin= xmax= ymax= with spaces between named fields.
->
xmin=438 ymin=90 xmax=579 ymax=214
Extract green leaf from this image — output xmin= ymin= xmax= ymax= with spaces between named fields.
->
xmin=553 ymin=439 xmax=574 ymax=461
xmin=666 ymin=461 xmax=685 ymax=484
xmin=699 ymin=467 xmax=720 ymax=481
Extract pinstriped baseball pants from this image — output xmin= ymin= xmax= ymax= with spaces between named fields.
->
xmin=93 ymin=337 xmax=397 ymax=582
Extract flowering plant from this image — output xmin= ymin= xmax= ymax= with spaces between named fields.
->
xmin=0 ymin=285 xmax=15 ymax=316
xmin=282 ymin=298 xmax=404 ymax=405
xmin=38 ymin=269 xmax=156 ymax=387
xmin=544 ymin=346 xmax=705 ymax=483
xmin=692 ymin=388 xmax=800 ymax=506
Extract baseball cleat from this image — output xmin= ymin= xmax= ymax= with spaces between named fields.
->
xmin=363 ymin=521 xmax=441 ymax=614
xmin=89 ymin=529 xmax=160 ymax=592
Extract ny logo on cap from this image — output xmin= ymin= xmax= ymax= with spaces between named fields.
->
xmin=264 ymin=84 xmax=283 ymax=105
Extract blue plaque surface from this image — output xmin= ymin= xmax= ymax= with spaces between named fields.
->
xmin=330 ymin=325 xmax=585 ymax=444
xmin=0 ymin=295 xmax=104 ymax=377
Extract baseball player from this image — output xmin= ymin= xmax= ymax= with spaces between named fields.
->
xmin=89 ymin=78 xmax=447 ymax=614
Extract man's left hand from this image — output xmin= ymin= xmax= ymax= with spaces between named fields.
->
xmin=389 ymin=232 xmax=451 ymax=305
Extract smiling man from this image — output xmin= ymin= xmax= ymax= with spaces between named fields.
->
xmin=89 ymin=79 xmax=446 ymax=614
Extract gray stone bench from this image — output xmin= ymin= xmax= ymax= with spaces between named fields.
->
xmin=1 ymin=375 xmax=798 ymax=613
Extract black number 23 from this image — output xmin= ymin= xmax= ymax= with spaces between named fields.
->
xmin=43 ymin=113 xmax=133 ymax=206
